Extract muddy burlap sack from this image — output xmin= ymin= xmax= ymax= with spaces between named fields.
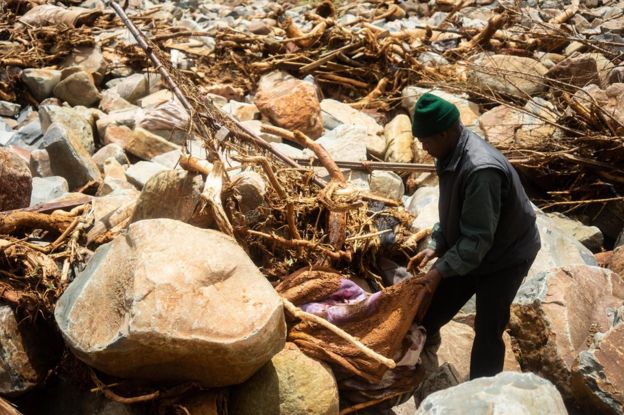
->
xmin=276 ymin=269 xmax=433 ymax=387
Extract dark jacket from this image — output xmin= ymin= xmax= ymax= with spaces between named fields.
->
xmin=432 ymin=127 xmax=541 ymax=277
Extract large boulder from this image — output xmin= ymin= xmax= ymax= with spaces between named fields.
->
xmin=529 ymin=210 xmax=597 ymax=279
xmin=230 ymin=343 xmax=339 ymax=415
xmin=467 ymin=54 xmax=548 ymax=99
xmin=571 ymin=321 xmax=624 ymax=415
xmin=510 ymin=265 xmax=624 ymax=399
xmin=254 ymin=71 xmax=323 ymax=139
xmin=416 ymin=372 xmax=568 ymax=415
xmin=0 ymin=148 xmax=32 ymax=211
xmin=55 ymin=219 xmax=286 ymax=387
xmin=130 ymin=170 xmax=212 ymax=227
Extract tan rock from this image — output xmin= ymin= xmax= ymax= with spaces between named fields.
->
xmin=510 ymin=265 xmax=624 ymax=399
xmin=124 ymin=127 xmax=180 ymax=160
xmin=130 ymin=170 xmax=212 ymax=227
xmin=230 ymin=343 xmax=339 ymax=415
xmin=55 ymin=218 xmax=286 ymax=387
xmin=384 ymin=114 xmax=414 ymax=163
xmin=103 ymin=124 xmax=133 ymax=147
xmin=222 ymin=101 xmax=259 ymax=122
xmin=0 ymin=148 xmax=32 ymax=211
xmin=608 ymin=245 xmax=624 ymax=276
xmin=39 ymin=104 xmax=96 ymax=155
xmin=468 ymin=54 xmax=548 ymax=99
xmin=137 ymin=100 xmax=189 ymax=145
xmin=99 ymin=89 xmax=136 ymax=113
xmin=136 ymin=89 xmax=175 ymax=109
xmin=545 ymin=56 xmax=600 ymax=87
xmin=438 ymin=320 xmax=520 ymax=382
xmin=255 ymin=71 xmax=323 ymax=139
xmin=53 ymin=71 xmax=100 ymax=107
xmin=479 ymin=105 xmax=522 ymax=147
xmin=205 ymin=83 xmax=244 ymax=101
xmin=21 ymin=68 xmax=61 ymax=101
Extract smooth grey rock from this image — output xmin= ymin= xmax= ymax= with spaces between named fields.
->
xmin=43 ymin=123 xmax=101 ymax=190
xmin=0 ymin=101 xmax=20 ymax=117
xmin=9 ymin=120 xmax=43 ymax=149
xmin=546 ymin=212 xmax=604 ymax=252
xmin=39 ymin=105 xmax=95 ymax=154
xmin=124 ymin=161 xmax=169 ymax=189
xmin=416 ymin=372 xmax=568 ymax=415
xmin=21 ymin=68 xmax=62 ymax=101
xmin=55 ymin=219 xmax=286 ymax=387
xmin=109 ymin=73 xmax=150 ymax=104
xmin=30 ymin=176 xmax=69 ymax=206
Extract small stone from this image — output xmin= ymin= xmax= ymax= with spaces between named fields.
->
xmin=124 ymin=161 xmax=169 ymax=189
xmin=92 ymin=144 xmax=129 ymax=171
xmin=222 ymin=101 xmax=259 ymax=121
xmin=97 ymin=108 xmax=142 ymax=141
xmin=230 ymin=343 xmax=339 ymax=415
xmin=39 ymin=105 xmax=96 ymax=154
xmin=204 ymin=84 xmax=245 ymax=101
xmin=369 ymin=171 xmax=404 ymax=200
xmin=53 ymin=70 xmax=100 ymax=107
xmin=135 ymin=89 xmax=174 ymax=109
xmin=384 ymin=114 xmax=414 ymax=163
xmin=0 ymin=148 xmax=32 ymax=211
xmin=125 ymin=128 xmax=180 ymax=160
xmin=61 ymin=46 xmax=107 ymax=85
xmin=239 ymin=120 xmax=282 ymax=143
xmin=21 ymin=68 xmax=62 ymax=101
xmin=99 ymin=89 xmax=136 ymax=113
xmin=573 ymin=83 xmax=624 ymax=134
xmin=103 ymin=158 xmax=127 ymax=181
xmin=0 ymin=101 xmax=21 ymax=117
xmin=43 ymin=123 xmax=101 ymax=190
xmin=130 ymin=169 xmax=212 ymax=227
xmin=9 ymin=120 xmax=43 ymax=149
xmin=29 ymin=149 xmax=52 ymax=177
xmin=247 ymin=19 xmax=271 ymax=35
xmin=110 ymin=73 xmax=150 ymax=104
xmin=416 ymin=372 xmax=567 ymax=415
xmin=30 ymin=176 xmax=69 ymax=206
xmin=137 ymin=100 xmax=189 ymax=145
xmin=255 ymin=71 xmax=324 ymax=139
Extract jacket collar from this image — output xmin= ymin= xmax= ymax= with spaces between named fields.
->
xmin=435 ymin=126 xmax=469 ymax=175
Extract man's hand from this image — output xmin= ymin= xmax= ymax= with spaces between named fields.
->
xmin=419 ymin=267 xmax=442 ymax=294
xmin=408 ymin=248 xmax=437 ymax=272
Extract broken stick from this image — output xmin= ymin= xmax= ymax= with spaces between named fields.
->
xmin=282 ymin=298 xmax=396 ymax=369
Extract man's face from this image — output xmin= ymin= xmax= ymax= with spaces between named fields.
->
xmin=416 ymin=131 xmax=451 ymax=159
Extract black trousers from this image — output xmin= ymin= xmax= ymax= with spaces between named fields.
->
xmin=422 ymin=258 xmax=535 ymax=380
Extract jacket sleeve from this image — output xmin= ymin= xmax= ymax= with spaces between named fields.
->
xmin=427 ymin=222 xmax=447 ymax=254
xmin=434 ymin=168 xmax=505 ymax=278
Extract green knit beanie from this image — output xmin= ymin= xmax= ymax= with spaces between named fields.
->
xmin=411 ymin=92 xmax=460 ymax=138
